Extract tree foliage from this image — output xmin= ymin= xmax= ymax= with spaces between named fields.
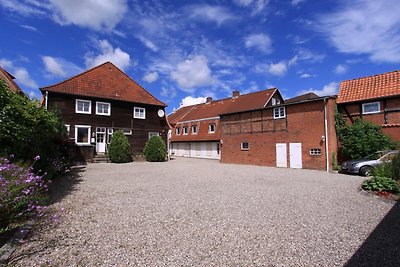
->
xmin=143 ymin=136 xmax=166 ymax=162
xmin=336 ymin=117 xmax=394 ymax=160
xmin=108 ymin=130 xmax=132 ymax=163
xmin=0 ymin=80 xmax=68 ymax=175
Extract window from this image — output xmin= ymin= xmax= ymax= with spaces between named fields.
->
xmin=134 ymin=107 xmax=146 ymax=119
xmin=75 ymin=99 xmax=91 ymax=114
xmin=96 ymin=101 xmax=111 ymax=116
xmin=362 ymin=102 xmax=380 ymax=114
xmin=191 ymin=125 xmax=198 ymax=134
xmin=75 ymin=125 xmax=91 ymax=145
xmin=271 ymin=98 xmax=280 ymax=106
xmin=149 ymin=132 xmax=159 ymax=139
xmin=183 ymin=126 xmax=189 ymax=135
xmin=241 ymin=142 xmax=250 ymax=151
xmin=208 ymin=124 xmax=216 ymax=133
xmin=107 ymin=128 xmax=113 ymax=144
xmin=273 ymin=107 xmax=286 ymax=119
xmin=176 ymin=127 xmax=181 ymax=135
xmin=310 ymin=148 xmax=322 ymax=155
xmin=122 ymin=128 xmax=132 ymax=135
xmin=65 ymin=124 xmax=70 ymax=136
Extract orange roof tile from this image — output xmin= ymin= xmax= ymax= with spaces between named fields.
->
xmin=0 ymin=66 xmax=25 ymax=96
xmin=337 ymin=70 xmax=400 ymax=104
xmin=40 ymin=62 xmax=166 ymax=106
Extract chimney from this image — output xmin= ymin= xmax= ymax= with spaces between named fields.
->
xmin=232 ymin=90 xmax=240 ymax=98
xmin=206 ymin=97 xmax=212 ymax=103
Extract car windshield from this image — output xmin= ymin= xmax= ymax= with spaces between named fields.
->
xmin=362 ymin=153 xmax=382 ymax=160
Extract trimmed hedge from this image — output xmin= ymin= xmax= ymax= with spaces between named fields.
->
xmin=143 ymin=136 xmax=166 ymax=162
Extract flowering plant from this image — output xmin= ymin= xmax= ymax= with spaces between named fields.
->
xmin=0 ymin=156 xmax=48 ymax=233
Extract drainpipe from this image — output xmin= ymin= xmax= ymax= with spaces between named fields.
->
xmin=324 ymin=98 xmax=330 ymax=172
xmin=45 ymin=91 xmax=49 ymax=110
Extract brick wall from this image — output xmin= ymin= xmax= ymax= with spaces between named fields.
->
xmin=220 ymin=98 xmax=337 ymax=171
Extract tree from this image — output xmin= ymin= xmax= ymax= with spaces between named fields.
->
xmin=108 ymin=130 xmax=132 ymax=163
xmin=143 ymin=136 xmax=166 ymax=162
xmin=338 ymin=119 xmax=394 ymax=160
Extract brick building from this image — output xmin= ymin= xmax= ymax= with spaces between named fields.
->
xmin=220 ymin=94 xmax=338 ymax=171
xmin=168 ymin=89 xmax=278 ymax=160
xmin=337 ymin=70 xmax=400 ymax=141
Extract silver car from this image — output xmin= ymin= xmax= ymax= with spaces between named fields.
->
xmin=341 ymin=150 xmax=399 ymax=176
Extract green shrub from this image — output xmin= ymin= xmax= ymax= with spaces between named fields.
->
xmin=0 ymin=80 xmax=69 ymax=178
xmin=371 ymin=162 xmax=393 ymax=178
xmin=361 ymin=176 xmax=399 ymax=193
xmin=392 ymin=152 xmax=400 ymax=181
xmin=143 ymin=136 xmax=166 ymax=162
xmin=108 ymin=130 xmax=132 ymax=163
xmin=336 ymin=118 xmax=394 ymax=160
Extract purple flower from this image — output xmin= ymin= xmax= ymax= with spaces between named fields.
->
xmin=34 ymin=155 xmax=40 ymax=161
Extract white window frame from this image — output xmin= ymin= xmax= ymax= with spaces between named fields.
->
xmin=122 ymin=128 xmax=132 ymax=135
xmin=310 ymin=148 xmax=322 ymax=156
xmin=208 ymin=124 xmax=216 ymax=133
xmin=191 ymin=125 xmax=198 ymax=134
xmin=65 ymin=124 xmax=70 ymax=136
xmin=241 ymin=142 xmax=250 ymax=151
xmin=95 ymin=101 xmax=111 ymax=116
xmin=183 ymin=126 xmax=189 ymax=135
xmin=271 ymin=98 xmax=280 ymax=106
xmin=74 ymin=125 xmax=91 ymax=145
xmin=148 ymin=132 xmax=160 ymax=139
xmin=107 ymin=128 xmax=113 ymax=144
xmin=176 ymin=127 xmax=181 ymax=135
xmin=362 ymin=101 xmax=380 ymax=114
xmin=75 ymin=99 xmax=91 ymax=114
xmin=273 ymin=107 xmax=286 ymax=119
xmin=134 ymin=107 xmax=146 ymax=119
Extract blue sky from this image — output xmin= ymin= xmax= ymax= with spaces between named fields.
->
xmin=1 ymin=0 xmax=399 ymax=113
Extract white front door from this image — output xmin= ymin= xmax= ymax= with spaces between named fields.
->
xmin=289 ymin=143 xmax=302 ymax=169
xmin=276 ymin=143 xmax=287 ymax=167
xmin=96 ymin=127 xmax=106 ymax=153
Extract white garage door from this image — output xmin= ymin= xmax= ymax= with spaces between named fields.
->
xmin=289 ymin=143 xmax=302 ymax=169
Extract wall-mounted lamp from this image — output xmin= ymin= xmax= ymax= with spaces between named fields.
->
xmin=321 ymin=135 xmax=326 ymax=142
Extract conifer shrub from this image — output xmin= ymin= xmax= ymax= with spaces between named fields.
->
xmin=143 ymin=136 xmax=166 ymax=162
xmin=108 ymin=130 xmax=132 ymax=163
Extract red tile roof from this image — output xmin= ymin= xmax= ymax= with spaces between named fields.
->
xmin=0 ymin=66 xmax=25 ymax=96
xmin=40 ymin=62 xmax=166 ymax=106
xmin=337 ymin=70 xmax=400 ymax=104
xmin=168 ymin=88 xmax=277 ymax=124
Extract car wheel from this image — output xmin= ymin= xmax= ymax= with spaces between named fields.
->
xmin=359 ymin=166 xmax=372 ymax=176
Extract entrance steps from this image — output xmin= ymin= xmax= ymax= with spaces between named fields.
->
xmin=94 ymin=153 xmax=109 ymax=163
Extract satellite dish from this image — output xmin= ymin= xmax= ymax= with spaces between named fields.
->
xmin=157 ymin=109 xmax=165 ymax=117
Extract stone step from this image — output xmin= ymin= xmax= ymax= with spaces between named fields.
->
xmin=94 ymin=154 xmax=109 ymax=163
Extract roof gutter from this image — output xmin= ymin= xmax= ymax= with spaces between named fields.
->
xmin=324 ymin=97 xmax=329 ymax=172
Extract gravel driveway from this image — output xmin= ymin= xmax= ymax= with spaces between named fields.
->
xmin=7 ymin=158 xmax=399 ymax=266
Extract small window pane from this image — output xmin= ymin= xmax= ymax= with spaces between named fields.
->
xmin=362 ymin=102 xmax=380 ymax=114
xmin=241 ymin=142 xmax=249 ymax=150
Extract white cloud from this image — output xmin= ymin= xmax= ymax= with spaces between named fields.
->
xmin=291 ymin=0 xmax=305 ymax=6
xmin=85 ymin=40 xmax=131 ymax=70
xmin=316 ymin=0 xmax=400 ymax=63
xmin=290 ymin=48 xmax=325 ymax=65
xmin=300 ymin=73 xmax=313 ymax=78
xmin=136 ymin=35 xmax=158 ymax=52
xmin=20 ymin=24 xmax=39 ymax=32
xmin=143 ymin=72 xmax=159 ymax=83
xmin=334 ymin=64 xmax=348 ymax=75
xmin=13 ymin=68 xmax=38 ymax=88
xmin=49 ymin=0 xmax=127 ymax=31
xmin=244 ymin=33 xmax=272 ymax=54
xmin=187 ymin=4 xmax=236 ymax=26
xmin=170 ymin=55 xmax=215 ymax=91
xmin=266 ymin=62 xmax=288 ymax=76
xmin=42 ymin=56 xmax=82 ymax=78
xmin=298 ymin=82 xmax=339 ymax=96
xmin=233 ymin=0 xmax=269 ymax=15
xmin=0 ymin=58 xmax=37 ymax=89
xmin=179 ymin=96 xmax=206 ymax=108
xmin=160 ymin=87 xmax=177 ymax=99
xmin=0 ymin=0 xmax=127 ymax=31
